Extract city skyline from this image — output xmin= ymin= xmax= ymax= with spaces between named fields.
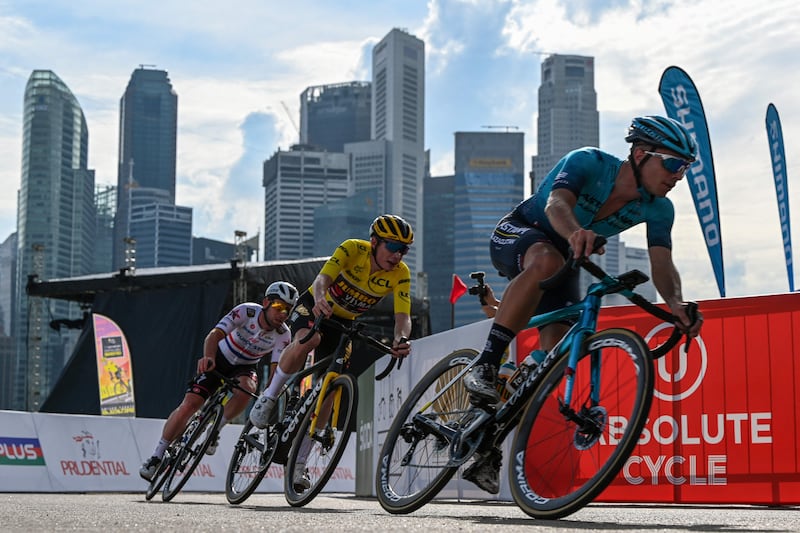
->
xmin=1 ymin=1 xmax=799 ymax=301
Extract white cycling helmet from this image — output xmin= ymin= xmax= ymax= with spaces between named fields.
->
xmin=265 ymin=281 xmax=299 ymax=306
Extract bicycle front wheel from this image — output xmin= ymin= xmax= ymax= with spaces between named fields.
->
xmin=284 ymin=374 xmax=357 ymax=507
xmin=375 ymin=349 xmax=476 ymax=514
xmin=144 ymin=449 xmax=175 ymax=501
xmin=225 ymin=419 xmax=279 ymax=504
xmin=510 ymin=328 xmax=654 ymax=519
xmin=162 ymin=404 xmax=222 ymax=502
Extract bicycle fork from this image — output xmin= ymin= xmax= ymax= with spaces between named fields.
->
xmin=308 ymin=371 xmax=342 ymax=439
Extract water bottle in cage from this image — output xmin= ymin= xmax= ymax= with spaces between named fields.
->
xmin=506 ymin=349 xmax=546 ymax=394
xmin=497 ymin=360 xmax=516 ymax=401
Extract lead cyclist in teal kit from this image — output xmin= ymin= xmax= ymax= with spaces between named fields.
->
xmin=461 ymin=115 xmax=705 ymax=492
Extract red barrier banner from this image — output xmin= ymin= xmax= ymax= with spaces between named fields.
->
xmin=516 ymin=293 xmax=800 ymax=505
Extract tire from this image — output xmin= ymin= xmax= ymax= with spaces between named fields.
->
xmin=144 ymin=450 xmax=174 ymax=501
xmin=375 ymin=349 xmax=476 ymax=514
xmin=162 ymin=404 xmax=222 ymax=502
xmin=284 ymin=374 xmax=358 ymax=507
xmin=225 ymin=420 xmax=279 ymax=504
xmin=509 ymin=328 xmax=654 ymax=520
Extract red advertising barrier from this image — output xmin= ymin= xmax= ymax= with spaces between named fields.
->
xmin=516 ymin=292 xmax=800 ymax=505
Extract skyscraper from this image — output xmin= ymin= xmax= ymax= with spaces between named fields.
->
xmin=14 ymin=70 xmax=95 ymax=410
xmin=369 ymin=28 xmax=425 ymax=274
xmin=300 ymin=82 xmax=372 ymax=152
xmin=0 ymin=233 xmax=17 ymax=409
xmin=94 ymin=185 xmax=115 ymax=274
xmin=452 ymin=131 xmax=525 ymax=328
xmin=422 ymin=175 xmax=455 ymax=333
xmin=532 ymin=54 xmax=598 ymax=191
xmin=263 ymin=145 xmax=350 ymax=260
xmin=113 ymin=66 xmax=179 ymax=269
xmin=531 ymin=54 xmax=653 ymax=303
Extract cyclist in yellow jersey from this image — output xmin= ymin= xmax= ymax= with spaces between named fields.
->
xmin=249 ymin=214 xmax=414 ymax=490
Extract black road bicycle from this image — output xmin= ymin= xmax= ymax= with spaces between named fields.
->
xmin=144 ymin=370 xmax=258 ymax=502
xmin=376 ymin=243 xmax=698 ymax=519
xmin=225 ymin=316 xmax=400 ymax=506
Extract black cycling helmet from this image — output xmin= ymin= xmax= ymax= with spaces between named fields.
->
xmin=370 ymin=214 xmax=414 ymax=245
xmin=265 ymin=281 xmax=299 ymax=306
xmin=625 ymin=115 xmax=698 ymax=161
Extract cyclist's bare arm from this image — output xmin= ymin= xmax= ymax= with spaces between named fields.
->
xmin=648 ymin=245 xmax=704 ymax=337
xmin=392 ymin=312 xmax=411 ymax=358
xmin=546 ymin=189 xmax=605 ymax=258
xmin=198 ymin=328 xmax=225 ymax=373
xmin=311 ymin=273 xmax=334 ymax=318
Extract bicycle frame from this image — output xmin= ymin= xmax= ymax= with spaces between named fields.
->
xmin=275 ymin=355 xmax=333 ymax=449
xmin=307 ymin=338 xmax=349 ymax=436
xmin=413 ymin=267 xmax=657 ymax=459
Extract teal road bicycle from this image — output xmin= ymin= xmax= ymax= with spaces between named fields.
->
xmin=376 ymin=240 xmax=697 ymax=519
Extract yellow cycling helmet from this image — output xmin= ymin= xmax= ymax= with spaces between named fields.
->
xmin=370 ymin=214 xmax=414 ymax=245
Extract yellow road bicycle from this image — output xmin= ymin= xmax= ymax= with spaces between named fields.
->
xmin=226 ymin=315 xmax=400 ymax=506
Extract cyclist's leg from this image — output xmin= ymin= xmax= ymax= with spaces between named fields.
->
xmin=222 ymin=369 xmax=258 ymax=422
xmin=465 ymin=223 xmax=565 ymax=402
xmin=161 ymin=375 xmax=217 ymax=443
xmin=140 ymin=366 xmax=219 ymax=481
xmin=252 ymin=294 xmax=320 ymax=427
xmin=163 ymin=402 xmax=224 ymax=502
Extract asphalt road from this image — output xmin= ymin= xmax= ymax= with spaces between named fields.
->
xmin=2 ymin=492 xmax=798 ymax=532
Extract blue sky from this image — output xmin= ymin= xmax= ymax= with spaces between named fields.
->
xmin=1 ymin=0 xmax=799 ymax=300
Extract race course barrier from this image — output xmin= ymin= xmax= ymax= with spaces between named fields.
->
xmin=3 ymin=292 xmax=799 ymax=505
xmin=0 ymin=411 xmax=355 ymax=494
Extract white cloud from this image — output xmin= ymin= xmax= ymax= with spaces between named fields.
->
xmin=2 ymin=0 xmax=800 ymax=298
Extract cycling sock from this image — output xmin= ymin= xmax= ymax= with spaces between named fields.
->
xmin=476 ymin=323 xmax=516 ymax=368
xmin=264 ymin=366 xmax=291 ymax=399
xmin=153 ymin=437 xmax=170 ymax=459
xmin=219 ymin=416 xmax=228 ymax=428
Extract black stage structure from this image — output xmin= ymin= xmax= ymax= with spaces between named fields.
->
xmin=27 ymin=259 xmax=430 ymax=418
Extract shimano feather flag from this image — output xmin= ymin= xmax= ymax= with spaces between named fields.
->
xmin=766 ymin=103 xmax=794 ymax=292
xmin=659 ymin=66 xmax=725 ymax=297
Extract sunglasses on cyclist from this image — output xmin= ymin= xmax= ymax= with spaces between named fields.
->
xmin=644 ymin=151 xmax=693 ymax=175
xmin=382 ymin=239 xmax=410 ymax=255
xmin=269 ymin=300 xmax=291 ymax=314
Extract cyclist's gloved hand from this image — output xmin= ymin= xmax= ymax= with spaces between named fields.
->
xmin=391 ymin=337 xmax=410 ymax=359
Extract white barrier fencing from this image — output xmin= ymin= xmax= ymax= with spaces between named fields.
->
xmin=0 ymin=410 xmax=355 ymax=493
xmin=1 ymin=319 xmax=495 ymax=497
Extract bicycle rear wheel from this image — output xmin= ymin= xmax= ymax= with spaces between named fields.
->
xmin=162 ymin=404 xmax=222 ymax=502
xmin=225 ymin=420 xmax=279 ymax=504
xmin=284 ymin=374 xmax=357 ymax=507
xmin=375 ymin=349 xmax=476 ymax=514
xmin=509 ymin=328 xmax=654 ymax=519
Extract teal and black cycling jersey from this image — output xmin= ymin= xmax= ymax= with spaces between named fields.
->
xmin=514 ymin=147 xmax=674 ymax=249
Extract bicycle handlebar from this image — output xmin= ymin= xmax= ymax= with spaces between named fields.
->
xmin=538 ymin=236 xmax=699 ymax=358
xmin=297 ymin=314 xmax=403 ymax=380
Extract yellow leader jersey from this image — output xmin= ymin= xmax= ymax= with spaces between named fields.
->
xmin=311 ymin=239 xmax=411 ymax=320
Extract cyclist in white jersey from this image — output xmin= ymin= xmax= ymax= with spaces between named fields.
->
xmin=139 ymin=281 xmax=299 ymax=481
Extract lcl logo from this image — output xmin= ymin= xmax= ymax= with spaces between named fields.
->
xmin=644 ymin=323 xmax=708 ymax=402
